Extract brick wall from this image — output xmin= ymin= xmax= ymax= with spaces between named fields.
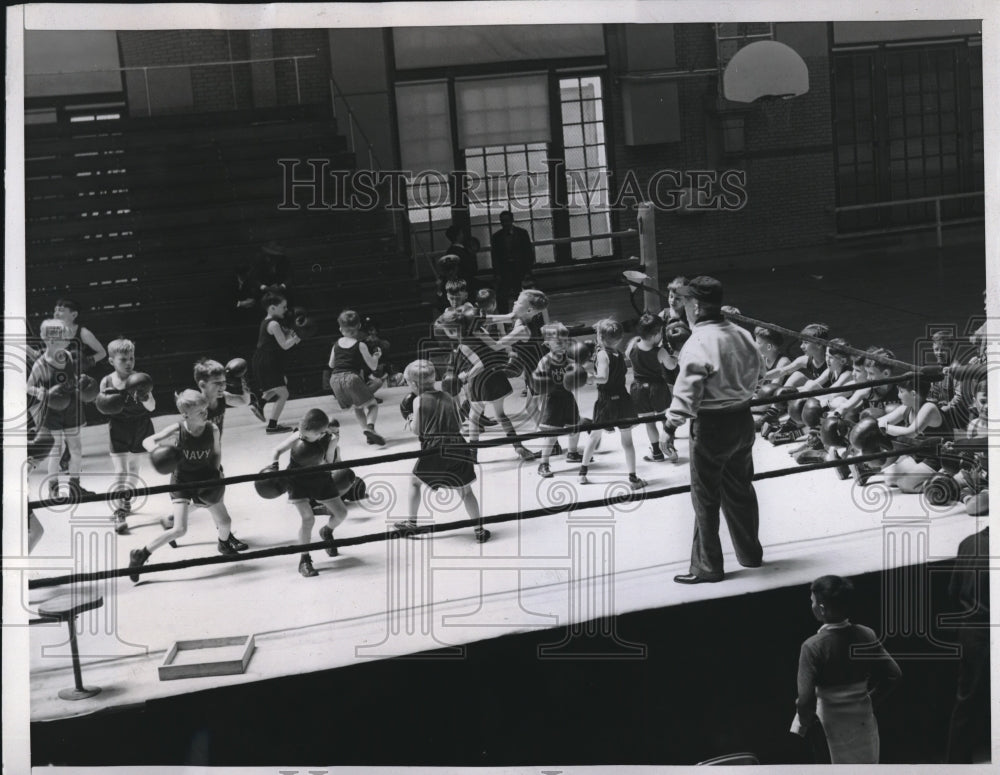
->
xmin=273 ymin=29 xmax=332 ymax=105
xmin=117 ymin=29 xmax=331 ymax=112
xmin=608 ymin=24 xmax=836 ymax=269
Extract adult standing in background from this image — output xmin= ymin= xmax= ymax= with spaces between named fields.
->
xmin=663 ymin=276 xmax=765 ymax=584
xmin=230 ymin=259 xmax=261 ymax=330
xmin=490 ymin=210 xmax=536 ymax=313
xmin=445 ymin=223 xmax=479 ymax=296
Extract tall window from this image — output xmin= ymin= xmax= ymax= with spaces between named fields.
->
xmin=561 ymin=75 xmax=612 ymax=259
xmin=465 ymin=142 xmax=554 ymax=263
xmin=395 ymin=80 xmax=454 ymax=257
xmin=397 ymin=70 xmax=614 ymax=267
xmin=833 ymin=40 xmax=983 ymax=233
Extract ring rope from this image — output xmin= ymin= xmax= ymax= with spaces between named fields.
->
xmin=746 ymin=373 xmax=922 ymax=405
xmin=25 ymin=373 xmax=926 ymax=510
xmin=27 ymin=441 xmax=941 ymax=590
xmin=621 ymin=277 xmax=933 ymax=375
xmin=725 ymin=309 xmax=931 ymax=375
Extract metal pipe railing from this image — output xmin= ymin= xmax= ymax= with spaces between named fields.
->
xmin=27 ymin=54 xmax=317 ymax=116
xmin=831 ymin=190 xmax=984 ymax=247
xmin=328 ymin=75 xmax=383 ymax=170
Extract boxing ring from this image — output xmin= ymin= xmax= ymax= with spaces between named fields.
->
xmin=24 ymin=375 xmax=979 ymax=723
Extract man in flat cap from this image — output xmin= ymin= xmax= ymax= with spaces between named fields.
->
xmin=664 ymin=276 xmax=766 ymax=584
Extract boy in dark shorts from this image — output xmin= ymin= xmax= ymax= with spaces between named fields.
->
xmin=98 ymin=338 xmax=156 ymax=534
xmin=394 ymin=359 xmax=489 ymax=543
xmin=158 ymin=357 xmax=251 ymax=533
xmin=129 ymin=390 xmax=248 ymax=582
xmin=53 ymin=298 xmax=107 ymax=472
xmin=269 ymin=408 xmax=349 ymax=577
xmin=26 ymin=319 xmax=97 ymax=501
xmin=250 ymin=290 xmax=300 ymax=434
xmin=491 ymin=288 xmax=549 ymax=436
xmin=579 ymin=318 xmax=647 ymax=490
xmin=326 ymin=309 xmax=385 ymax=446
xmin=626 ymin=313 xmax=679 ymax=463
xmin=438 ymin=305 xmax=538 ymax=460
xmin=533 ymin=322 xmax=584 ymax=478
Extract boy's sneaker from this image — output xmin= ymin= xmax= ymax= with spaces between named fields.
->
xmin=393 ymin=519 xmax=418 ymax=537
xmin=578 ymin=471 xmax=590 ymax=485
xmin=769 ymin=425 xmax=804 ymax=445
xmin=793 ymin=432 xmax=824 ymax=453
xmin=760 ymin=417 xmax=783 ymax=439
xmin=565 ymin=450 xmax=583 ymax=463
xmin=663 ymin=444 xmax=679 ymax=463
xmin=249 ymin=398 xmax=266 ymax=423
xmin=217 ymin=539 xmax=240 ymax=556
xmin=514 ymin=444 xmax=540 ymax=461
xmin=67 ymin=481 xmax=98 ymax=502
xmin=537 ymin=462 xmax=553 ymax=478
xmin=112 ymin=509 xmax=129 ymax=535
xmin=318 ymin=525 xmax=339 ymax=556
xmin=851 ymin=463 xmax=877 ymax=486
xmin=829 ymin=450 xmax=852 ymax=480
xmin=474 ymin=527 xmax=491 ymax=543
xmin=477 ymin=414 xmax=497 ymax=429
xmin=643 ymin=446 xmax=666 ymax=463
xmin=298 ymin=555 xmax=319 ymax=578
xmin=363 ymin=428 xmax=386 ymax=446
xmin=223 ymin=534 xmax=248 ymax=552
xmin=266 ymin=423 xmax=294 ymax=434
xmin=794 ymin=448 xmax=827 ymax=465
xmin=128 ymin=548 xmax=149 ymax=583
xmin=629 ymin=476 xmax=648 ymax=490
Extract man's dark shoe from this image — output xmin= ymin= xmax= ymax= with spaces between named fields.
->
xmin=673 ymin=573 xmax=722 ymax=585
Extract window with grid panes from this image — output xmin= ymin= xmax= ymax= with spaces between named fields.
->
xmin=967 ymin=43 xmax=983 ymax=213
xmin=560 ymin=75 xmax=612 ymax=259
xmin=832 ymin=40 xmax=982 ymax=234
xmin=398 ymin=71 xmax=614 ymax=266
xmin=396 ymin=80 xmax=455 ymax=257
xmin=465 ymin=143 xmax=554 ymax=264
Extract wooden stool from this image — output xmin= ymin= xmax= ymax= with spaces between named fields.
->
xmin=37 ymin=591 xmax=104 ymax=700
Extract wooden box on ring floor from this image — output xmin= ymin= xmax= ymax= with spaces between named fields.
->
xmin=158 ymin=634 xmax=255 ymax=681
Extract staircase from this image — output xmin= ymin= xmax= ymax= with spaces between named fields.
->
xmin=25 ymin=97 xmax=435 ymax=416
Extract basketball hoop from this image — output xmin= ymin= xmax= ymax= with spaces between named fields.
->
xmin=723 ymin=40 xmax=809 ymax=103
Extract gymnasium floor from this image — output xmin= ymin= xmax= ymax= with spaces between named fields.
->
xmin=23 ymin=231 xmax=990 ymax=765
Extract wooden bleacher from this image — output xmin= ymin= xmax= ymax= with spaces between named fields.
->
xmin=25 ymin=96 xmax=436 ymax=418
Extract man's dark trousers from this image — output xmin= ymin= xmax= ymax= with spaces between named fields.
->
xmin=687 ymin=407 xmax=763 ymax=579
